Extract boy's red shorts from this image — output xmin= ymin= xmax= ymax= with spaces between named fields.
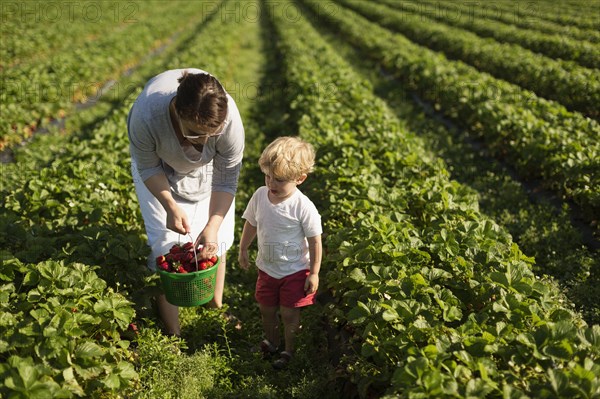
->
xmin=255 ymin=269 xmax=316 ymax=308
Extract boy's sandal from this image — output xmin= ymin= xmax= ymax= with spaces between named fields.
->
xmin=272 ymin=351 xmax=292 ymax=370
xmin=252 ymin=339 xmax=279 ymax=359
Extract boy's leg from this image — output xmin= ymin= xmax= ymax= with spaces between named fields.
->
xmin=279 ymin=306 xmax=301 ymax=354
xmin=259 ymin=304 xmax=281 ymax=347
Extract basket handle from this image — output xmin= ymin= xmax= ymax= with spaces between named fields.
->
xmin=179 ymin=233 xmax=200 ymax=272
xmin=188 ymin=233 xmax=201 ymax=272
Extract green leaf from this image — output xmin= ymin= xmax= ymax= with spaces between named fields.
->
xmin=489 ymin=271 xmax=509 ymax=288
xmin=382 ymin=308 xmax=400 ymax=322
xmin=410 ymin=273 xmax=427 ymax=287
xmin=348 ymin=268 xmax=366 ymax=283
xmin=23 ymin=271 xmax=40 ymax=286
xmin=115 ymin=361 xmax=138 ymax=380
xmin=579 ymin=325 xmax=600 ymax=347
xmin=93 ymin=297 xmax=134 ymax=329
xmin=103 ymin=373 xmax=121 ymax=389
xmin=443 ymin=306 xmax=462 ymax=322
xmin=74 ymin=341 xmax=104 ymax=359
xmin=543 ymin=341 xmax=573 ymax=359
xmin=361 ymin=342 xmax=377 ymax=358
xmin=348 ymin=301 xmax=370 ymax=324
xmin=548 ymin=369 xmax=569 ymax=395
xmin=512 ymin=281 xmax=532 ymax=295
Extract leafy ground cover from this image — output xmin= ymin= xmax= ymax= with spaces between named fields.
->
xmin=306 ymin=0 xmax=600 ymax=235
xmin=299 ymin=4 xmax=600 ymax=325
xmin=381 ymin=0 xmax=600 ymax=69
xmin=340 ymin=0 xmax=600 ymax=119
xmin=1 ymin=0 xmax=599 ymax=398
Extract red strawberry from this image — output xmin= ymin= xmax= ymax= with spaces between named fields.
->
xmin=199 ymin=261 xmax=208 ymax=270
xmin=128 ymin=323 xmax=139 ymax=334
xmin=156 ymin=255 xmax=166 ymax=265
xmin=158 ymin=262 xmax=169 ymax=271
xmin=206 ymin=261 xmax=214 ymax=268
xmin=177 ymin=266 xmax=187 ymax=273
xmin=210 ymin=256 xmax=218 ymax=264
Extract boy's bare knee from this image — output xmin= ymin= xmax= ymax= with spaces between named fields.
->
xmin=280 ymin=307 xmax=300 ymax=325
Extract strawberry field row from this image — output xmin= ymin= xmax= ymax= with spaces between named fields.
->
xmin=308 ymin=12 xmax=600 ymax=326
xmin=378 ymin=0 xmax=599 ymax=70
xmin=0 ymin=0 xmax=256 ymax=396
xmin=340 ymin=0 xmax=599 ymax=120
xmin=308 ymin=0 xmax=600 ymax=228
xmin=0 ymin=1 xmax=221 ymax=152
xmin=414 ymin=0 xmax=600 ymax=44
xmin=1 ymin=1 xmax=139 ymax=69
xmin=484 ymin=0 xmax=600 ymax=31
xmin=272 ymin=0 xmax=600 ymax=396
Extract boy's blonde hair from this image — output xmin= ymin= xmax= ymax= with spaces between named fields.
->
xmin=259 ymin=136 xmax=316 ymax=181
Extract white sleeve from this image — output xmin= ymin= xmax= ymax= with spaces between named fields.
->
xmin=301 ymin=198 xmax=322 ymax=238
xmin=242 ymin=189 xmax=259 ymax=226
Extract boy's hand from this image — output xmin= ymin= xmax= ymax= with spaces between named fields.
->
xmin=238 ymin=249 xmax=250 ymax=270
xmin=304 ymin=273 xmax=319 ymax=295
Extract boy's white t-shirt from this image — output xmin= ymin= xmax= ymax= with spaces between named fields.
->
xmin=242 ymin=186 xmax=322 ymax=279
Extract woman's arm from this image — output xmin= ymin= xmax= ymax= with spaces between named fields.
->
xmin=195 ymin=191 xmax=234 ymax=258
xmin=144 ymin=173 xmax=190 ymax=234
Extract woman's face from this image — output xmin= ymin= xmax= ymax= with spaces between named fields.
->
xmin=178 ymin=116 xmax=223 ymax=145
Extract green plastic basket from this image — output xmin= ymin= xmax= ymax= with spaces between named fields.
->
xmin=158 ymin=257 xmax=220 ymax=307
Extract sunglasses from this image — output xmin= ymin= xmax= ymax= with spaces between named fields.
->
xmin=177 ymin=114 xmax=224 ymax=140
xmin=182 ymin=130 xmax=224 ymax=140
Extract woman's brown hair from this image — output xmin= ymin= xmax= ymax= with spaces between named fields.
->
xmin=174 ymin=71 xmax=228 ymax=130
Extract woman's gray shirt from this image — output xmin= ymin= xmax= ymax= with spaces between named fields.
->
xmin=127 ymin=68 xmax=244 ymax=202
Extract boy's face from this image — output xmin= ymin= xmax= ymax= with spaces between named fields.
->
xmin=265 ymin=173 xmax=307 ymax=202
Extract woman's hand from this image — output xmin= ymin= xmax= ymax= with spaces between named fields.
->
xmin=166 ymin=204 xmax=190 ymax=234
xmin=194 ymin=226 xmax=219 ymax=259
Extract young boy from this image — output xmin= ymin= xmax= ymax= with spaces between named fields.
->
xmin=238 ymin=136 xmax=322 ymax=369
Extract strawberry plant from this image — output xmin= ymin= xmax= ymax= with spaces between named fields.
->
xmin=307 ymin=0 xmax=600 ymax=228
xmin=341 ymin=0 xmax=600 ymax=119
xmin=0 ymin=257 xmax=138 ymax=397
xmin=379 ymin=0 xmax=600 ymax=69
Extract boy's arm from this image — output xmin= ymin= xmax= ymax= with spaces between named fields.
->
xmin=238 ymin=220 xmax=257 ymax=270
xmin=305 ymin=235 xmax=322 ymax=294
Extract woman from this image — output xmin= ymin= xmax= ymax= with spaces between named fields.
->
xmin=127 ymin=69 xmax=244 ymax=336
